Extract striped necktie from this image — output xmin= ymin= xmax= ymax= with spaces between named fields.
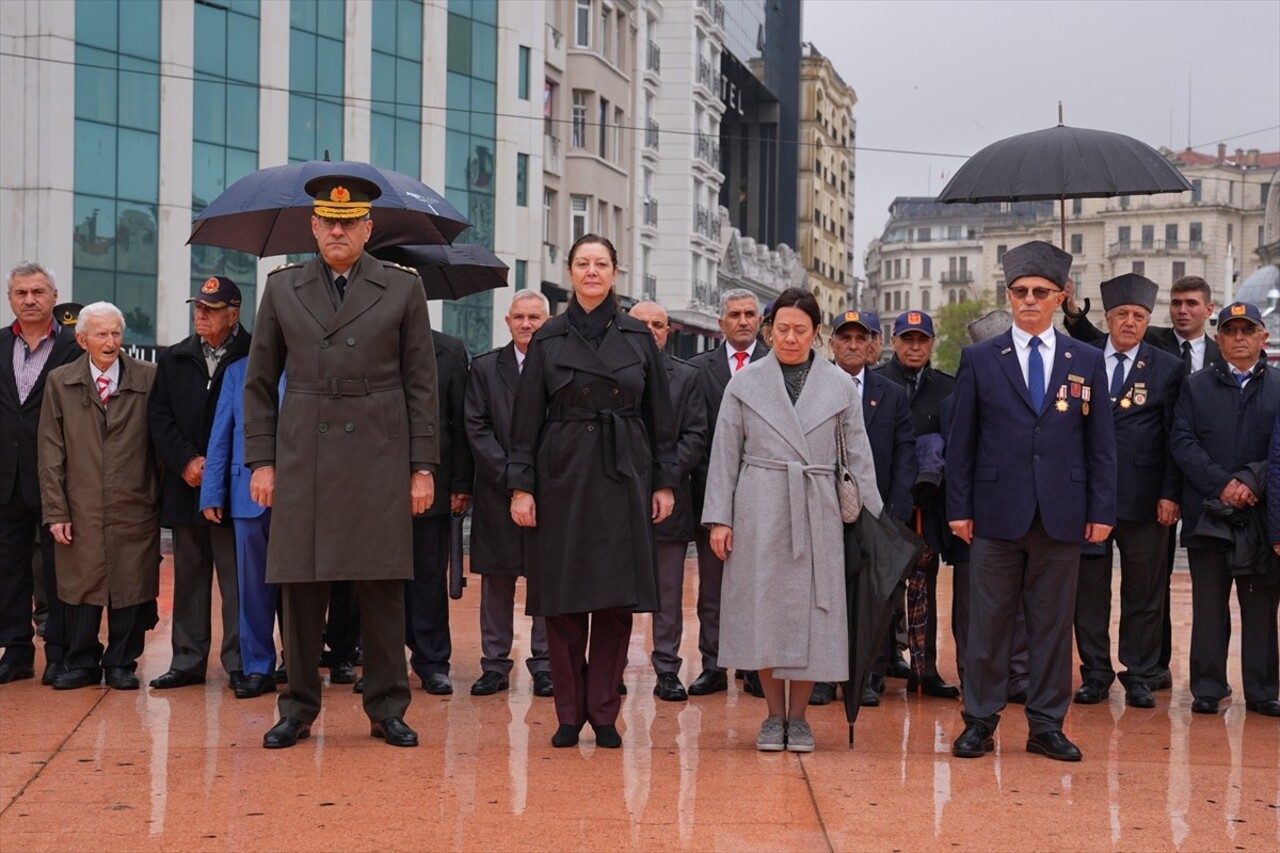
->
xmin=96 ymin=374 xmax=111 ymax=406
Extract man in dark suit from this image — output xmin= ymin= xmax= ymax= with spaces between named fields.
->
xmin=828 ymin=309 xmax=916 ymax=706
xmin=947 ymin=240 xmax=1116 ymax=762
xmin=1066 ymin=275 xmax=1218 ymax=688
xmin=631 ymin=301 xmax=708 ymax=702
xmin=403 ymin=329 xmax=473 ymax=696
xmin=1071 ymin=274 xmax=1184 ymax=710
xmin=877 ymin=309 xmax=961 ymax=700
xmin=465 ymin=290 xmax=553 ymax=698
xmin=0 ymin=263 xmax=81 ymax=685
xmin=149 ymin=276 xmax=251 ymax=690
xmin=1170 ymin=301 xmax=1280 ymax=717
xmin=686 ymin=289 xmax=768 ymax=696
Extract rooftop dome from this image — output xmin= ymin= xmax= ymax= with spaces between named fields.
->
xmin=1234 ymin=264 xmax=1280 ymax=308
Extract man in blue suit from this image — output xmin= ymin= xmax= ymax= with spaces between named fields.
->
xmin=200 ymin=358 xmax=281 ymax=699
xmin=947 ymin=240 xmax=1116 ymax=762
xmin=1072 ymin=274 xmax=1184 ymax=711
xmin=829 ymin=309 xmax=916 ymax=707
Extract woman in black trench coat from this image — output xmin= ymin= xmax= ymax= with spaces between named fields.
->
xmin=508 ymin=234 xmax=678 ymax=749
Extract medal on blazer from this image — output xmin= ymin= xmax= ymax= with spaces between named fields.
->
xmin=1081 ymin=385 xmax=1091 ymax=416
xmin=1132 ymin=383 xmax=1147 ymax=406
xmin=1119 ymin=387 xmax=1133 ymax=409
xmin=1055 ymin=385 xmax=1069 ymax=412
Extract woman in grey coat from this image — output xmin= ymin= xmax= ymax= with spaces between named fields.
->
xmin=703 ymin=288 xmax=882 ymax=753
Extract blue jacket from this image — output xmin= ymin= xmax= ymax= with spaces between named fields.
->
xmin=1270 ymin=408 xmax=1280 ymax=547
xmin=200 ymin=358 xmax=284 ymax=520
xmin=946 ymin=329 xmax=1117 ymax=543
xmin=858 ymin=368 xmax=916 ymax=522
xmin=1170 ymin=358 xmax=1280 ymax=549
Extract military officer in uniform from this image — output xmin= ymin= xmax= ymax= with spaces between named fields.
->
xmin=1071 ymin=274 xmax=1184 ymax=710
xmin=243 ymin=174 xmax=440 ymax=749
xmin=947 ymin=240 xmax=1116 ymax=762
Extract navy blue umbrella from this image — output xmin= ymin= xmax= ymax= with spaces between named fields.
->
xmin=188 ymin=159 xmax=470 ymax=257
xmin=371 ymin=243 xmax=509 ymax=301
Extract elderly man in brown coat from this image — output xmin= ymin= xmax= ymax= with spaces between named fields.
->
xmin=38 ymin=302 xmax=160 ymax=690
xmin=243 ymin=174 xmax=440 ymax=749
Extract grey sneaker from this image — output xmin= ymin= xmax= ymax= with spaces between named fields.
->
xmin=786 ymin=720 xmax=815 ymax=753
xmin=756 ymin=716 xmax=786 ymax=752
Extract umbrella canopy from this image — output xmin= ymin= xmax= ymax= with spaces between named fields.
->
xmin=371 ymin=243 xmax=509 ymax=301
xmin=843 ymin=510 xmax=921 ymax=748
xmin=188 ymin=159 xmax=470 ymax=257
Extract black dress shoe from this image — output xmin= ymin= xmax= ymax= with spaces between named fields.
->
xmin=909 ymin=674 xmax=960 ymax=699
xmin=41 ymin=660 xmax=65 ymax=686
xmin=1006 ymin=689 xmax=1028 ymax=705
xmin=371 ymin=717 xmax=418 ymax=747
xmin=592 ymin=724 xmax=622 ymax=749
xmin=0 ymin=658 xmax=35 ymax=684
xmin=859 ymin=682 xmax=881 ymax=707
xmin=808 ymin=682 xmax=837 ymax=705
xmin=1245 ymin=699 xmax=1280 ymax=716
xmin=653 ymin=672 xmax=688 ymax=702
xmin=273 ymin=666 xmax=288 ymax=684
xmin=352 ymin=677 xmax=363 ymax=694
xmin=1026 ymin=730 xmax=1082 ymax=762
xmin=687 ymin=670 xmax=728 ymax=695
xmin=617 ymin=681 xmax=627 ymax=695
xmin=1153 ymin=669 xmax=1173 ymax=690
xmin=329 ymin=662 xmax=356 ymax=684
xmin=227 ymin=670 xmax=245 ymax=689
xmin=1191 ymin=696 xmax=1220 ymax=714
xmin=422 ymin=673 xmax=453 ymax=695
xmin=743 ymin=671 xmax=763 ymax=698
xmin=470 ymin=671 xmax=510 ymax=696
xmin=105 ymin=667 xmax=140 ymax=690
xmin=234 ymin=673 xmax=277 ymax=699
xmin=149 ymin=668 xmax=205 ymax=689
xmin=532 ymin=671 xmax=554 ymax=697
xmin=1124 ymin=683 xmax=1155 ymax=709
xmin=888 ymin=658 xmax=912 ymax=679
xmin=263 ymin=716 xmax=310 ymax=749
xmin=53 ymin=668 xmax=102 ymax=690
xmin=952 ymin=722 xmax=994 ymax=758
xmin=551 ymin=724 xmax=581 ymax=748
xmin=1073 ymin=679 xmax=1109 ymax=704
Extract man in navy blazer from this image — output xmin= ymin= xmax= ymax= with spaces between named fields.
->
xmin=947 ymin=240 xmax=1116 ymax=762
xmin=1071 ymin=274 xmax=1184 ymax=711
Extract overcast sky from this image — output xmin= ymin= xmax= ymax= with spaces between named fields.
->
xmin=801 ymin=0 xmax=1280 ymax=280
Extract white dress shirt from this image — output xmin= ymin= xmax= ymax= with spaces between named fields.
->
xmin=847 ymin=367 xmax=865 ymax=399
xmin=1103 ymin=339 xmax=1139 ymax=388
xmin=90 ymin=358 xmax=121 ymax=398
xmin=1009 ymin=325 xmax=1056 ymax=397
xmin=726 ymin=339 xmax=757 ymax=373
xmin=1175 ymin=332 xmax=1206 ymax=373
xmin=514 ymin=346 xmax=526 ymax=373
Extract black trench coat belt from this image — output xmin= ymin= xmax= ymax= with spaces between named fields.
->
xmin=287 ymin=375 xmax=404 ymax=397
xmin=547 ymin=403 xmax=642 ymax=482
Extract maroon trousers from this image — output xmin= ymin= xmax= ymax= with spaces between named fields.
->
xmin=545 ymin=608 xmax=633 ymax=727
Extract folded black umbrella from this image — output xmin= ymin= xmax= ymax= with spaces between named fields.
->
xmin=449 ymin=512 xmax=467 ymax=600
xmin=370 ymin=243 xmax=509 ymax=301
xmin=843 ymin=510 xmax=922 ymax=748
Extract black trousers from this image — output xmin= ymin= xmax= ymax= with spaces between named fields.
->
xmin=1074 ymin=520 xmax=1170 ymax=689
xmin=279 ymin=579 xmax=410 ymax=724
xmin=168 ymin=525 xmax=240 ymax=675
xmin=0 ymin=488 xmax=67 ymax=664
xmin=322 ymin=582 xmax=360 ymax=665
xmin=63 ymin=599 xmax=156 ymax=673
xmin=404 ymin=514 xmax=451 ymax=678
xmin=693 ymin=526 xmax=725 ymax=672
xmin=1187 ymin=549 xmax=1279 ymax=703
xmin=963 ymin=518 xmax=1080 ymax=736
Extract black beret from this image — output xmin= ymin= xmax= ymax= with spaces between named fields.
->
xmin=1100 ymin=273 xmax=1158 ymax=313
xmin=1002 ymin=240 xmax=1072 ymax=289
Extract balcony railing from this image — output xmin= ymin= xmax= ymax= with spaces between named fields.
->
xmin=696 ymin=56 xmax=719 ymax=94
xmin=693 ymin=278 xmax=710 ymax=306
xmin=643 ymin=196 xmax=659 ymax=227
xmin=695 ymin=132 xmax=719 ymax=168
xmin=644 ymin=119 xmax=660 ymax=151
xmin=696 ymin=0 xmax=725 ymax=26
xmin=646 ymin=40 xmax=661 ymax=74
xmin=1108 ymin=239 xmax=1204 ymax=256
xmin=642 ymin=274 xmax=657 ymax=301
xmin=544 ymin=134 xmax=561 ymax=177
xmin=939 ymin=271 xmax=973 ymax=284
xmin=694 ymin=205 xmax=720 ymax=241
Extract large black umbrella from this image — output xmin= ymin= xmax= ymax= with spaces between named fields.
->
xmin=371 ymin=243 xmax=509 ymax=301
xmin=843 ymin=510 xmax=922 ymax=749
xmin=188 ymin=159 xmax=470 ymax=257
xmin=937 ymin=107 xmax=1192 ymax=250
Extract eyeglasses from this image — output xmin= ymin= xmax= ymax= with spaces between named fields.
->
xmin=1217 ymin=324 xmax=1261 ymax=338
xmin=316 ymin=216 xmax=369 ymax=231
xmin=1007 ymin=285 xmax=1062 ymax=301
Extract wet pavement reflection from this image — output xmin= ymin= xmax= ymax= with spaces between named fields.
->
xmin=2 ymin=557 xmax=1277 ymax=851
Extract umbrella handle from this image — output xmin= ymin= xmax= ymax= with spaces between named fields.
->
xmin=1062 ymin=297 xmax=1090 ymax=320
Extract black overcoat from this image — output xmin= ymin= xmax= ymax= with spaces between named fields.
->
xmin=149 ymin=329 xmax=251 ymax=528
xmin=506 ymin=310 xmax=678 ymax=617
xmin=687 ymin=340 xmax=769 ymax=515
xmin=464 ymin=342 xmax=526 ymax=575
xmin=421 ymin=331 xmax=473 ymax=517
xmin=654 ymin=353 xmax=708 ymax=543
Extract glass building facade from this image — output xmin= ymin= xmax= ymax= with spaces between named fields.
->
xmin=289 ymin=0 xmax=345 ymax=163
xmin=442 ymin=0 xmax=498 ymax=355
xmin=191 ymin=0 xmax=261 ymax=326
xmin=370 ymin=0 xmax=424 ymax=175
xmin=73 ymin=0 xmax=162 ymax=344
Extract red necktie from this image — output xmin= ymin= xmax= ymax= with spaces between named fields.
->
xmin=733 ymin=351 xmax=747 ymax=372
xmin=97 ymin=375 xmax=111 ymax=406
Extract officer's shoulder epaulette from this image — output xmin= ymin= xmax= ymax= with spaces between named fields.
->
xmin=267 ymin=262 xmax=302 ymax=276
xmin=380 ymin=259 xmax=421 ymax=278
